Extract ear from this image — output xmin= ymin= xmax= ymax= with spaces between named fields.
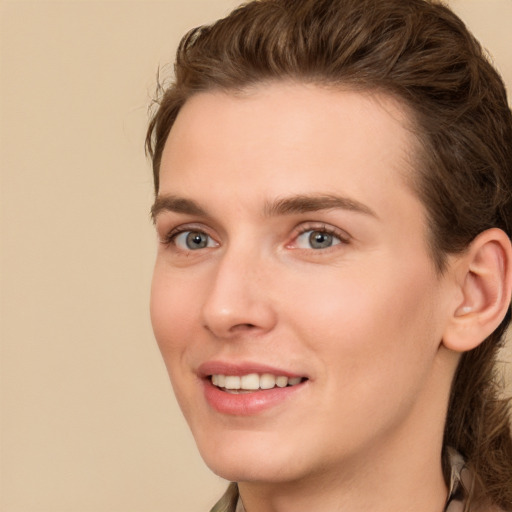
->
xmin=442 ymin=228 xmax=512 ymax=353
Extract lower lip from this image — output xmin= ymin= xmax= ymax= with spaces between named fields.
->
xmin=203 ymin=379 xmax=306 ymax=415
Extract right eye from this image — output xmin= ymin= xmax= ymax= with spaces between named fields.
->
xmin=172 ymin=230 xmax=217 ymax=250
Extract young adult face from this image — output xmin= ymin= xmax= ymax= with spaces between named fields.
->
xmin=150 ymin=83 xmax=459 ymax=486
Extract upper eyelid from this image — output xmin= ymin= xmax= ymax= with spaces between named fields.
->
xmin=291 ymin=222 xmax=351 ymax=241
xmin=288 ymin=227 xmax=352 ymax=257
xmin=158 ymin=223 xmax=218 ymax=246
xmin=157 ymin=220 xmax=214 ymax=235
xmin=157 ymin=220 xmax=352 ymax=247
xmin=156 ymin=214 xmax=224 ymax=238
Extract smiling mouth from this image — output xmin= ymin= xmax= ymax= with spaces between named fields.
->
xmin=210 ymin=373 xmax=307 ymax=393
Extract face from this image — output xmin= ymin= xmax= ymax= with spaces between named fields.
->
xmin=150 ymin=83 xmax=455 ymax=485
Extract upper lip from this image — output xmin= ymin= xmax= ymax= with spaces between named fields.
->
xmin=197 ymin=361 xmax=307 ymax=379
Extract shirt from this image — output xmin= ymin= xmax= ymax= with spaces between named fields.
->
xmin=212 ymin=448 xmax=471 ymax=512
xmin=444 ymin=447 xmax=472 ymax=512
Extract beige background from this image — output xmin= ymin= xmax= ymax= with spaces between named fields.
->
xmin=1 ymin=1 xmax=511 ymax=511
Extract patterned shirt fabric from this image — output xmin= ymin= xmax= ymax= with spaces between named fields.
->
xmin=213 ymin=448 xmax=470 ymax=512
xmin=444 ymin=447 xmax=472 ymax=512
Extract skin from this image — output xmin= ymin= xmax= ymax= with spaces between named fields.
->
xmin=150 ymin=83 xmax=465 ymax=512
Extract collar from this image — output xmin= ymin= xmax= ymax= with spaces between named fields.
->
xmin=444 ymin=447 xmax=471 ymax=512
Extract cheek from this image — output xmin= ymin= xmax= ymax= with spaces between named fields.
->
xmin=150 ymin=269 xmax=202 ymax=415
xmin=282 ymin=258 xmax=440 ymax=369
xmin=282 ymin=262 xmax=442 ymax=441
xmin=150 ymin=267 xmax=197 ymax=359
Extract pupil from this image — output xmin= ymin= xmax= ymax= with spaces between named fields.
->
xmin=186 ymin=232 xmax=207 ymax=249
xmin=309 ymin=231 xmax=332 ymax=249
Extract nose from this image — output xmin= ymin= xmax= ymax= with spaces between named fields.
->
xmin=200 ymin=247 xmax=277 ymax=339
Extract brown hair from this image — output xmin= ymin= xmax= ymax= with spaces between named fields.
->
xmin=146 ymin=0 xmax=512 ymax=508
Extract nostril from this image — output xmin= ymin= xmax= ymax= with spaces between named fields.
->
xmin=203 ymin=322 xmax=257 ymax=337
xmin=230 ymin=323 xmax=257 ymax=331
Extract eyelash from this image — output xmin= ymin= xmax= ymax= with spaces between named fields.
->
xmin=159 ymin=223 xmax=350 ymax=252
xmin=160 ymin=224 xmax=216 ymax=248
xmin=289 ymin=223 xmax=350 ymax=250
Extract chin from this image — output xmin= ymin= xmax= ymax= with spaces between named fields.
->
xmin=195 ymin=430 xmax=304 ymax=484
xmin=206 ymin=457 xmax=302 ymax=485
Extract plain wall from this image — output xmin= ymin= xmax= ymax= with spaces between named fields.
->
xmin=1 ymin=1 xmax=511 ymax=511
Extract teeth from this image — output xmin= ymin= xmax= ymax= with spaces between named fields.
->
xmin=211 ymin=373 xmax=304 ymax=391
xmin=224 ymin=376 xmax=241 ymax=390
xmin=260 ymin=373 xmax=276 ymax=390
xmin=276 ymin=376 xmax=288 ymax=388
xmin=240 ymin=373 xmax=260 ymax=390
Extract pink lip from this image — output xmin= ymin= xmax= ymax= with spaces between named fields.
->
xmin=198 ymin=361 xmax=308 ymax=416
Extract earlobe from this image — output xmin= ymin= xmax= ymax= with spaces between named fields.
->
xmin=442 ymin=228 xmax=512 ymax=353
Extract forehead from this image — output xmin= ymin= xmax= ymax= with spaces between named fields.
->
xmin=159 ymin=83 xmax=420 ymax=215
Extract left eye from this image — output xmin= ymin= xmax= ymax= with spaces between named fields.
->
xmin=295 ymin=230 xmax=342 ymax=249
xmin=173 ymin=230 xmax=217 ymax=250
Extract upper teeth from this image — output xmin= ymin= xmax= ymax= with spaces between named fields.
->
xmin=211 ymin=373 xmax=303 ymax=390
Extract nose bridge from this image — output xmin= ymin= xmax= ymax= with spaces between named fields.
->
xmin=201 ymin=239 xmax=276 ymax=338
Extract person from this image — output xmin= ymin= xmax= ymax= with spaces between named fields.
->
xmin=145 ymin=0 xmax=512 ymax=510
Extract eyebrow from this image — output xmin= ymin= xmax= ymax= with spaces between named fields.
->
xmin=151 ymin=195 xmax=207 ymax=222
xmin=264 ymin=194 xmax=377 ymax=218
xmin=151 ymin=193 xmax=377 ymax=222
